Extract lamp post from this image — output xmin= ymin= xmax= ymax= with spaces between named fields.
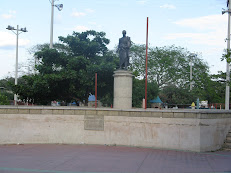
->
xmin=189 ymin=53 xmax=195 ymax=91
xmin=49 ymin=0 xmax=63 ymax=48
xmin=6 ymin=25 xmax=28 ymax=105
xmin=222 ymin=0 xmax=231 ymax=110
xmin=190 ymin=59 xmax=193 ymax=91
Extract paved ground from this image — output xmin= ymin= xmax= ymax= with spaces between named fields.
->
xmin=0 ymin=144 xmax=231 ymax=173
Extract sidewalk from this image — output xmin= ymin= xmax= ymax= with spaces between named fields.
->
xmin=0 ymin=144 xmax=231 ymax=173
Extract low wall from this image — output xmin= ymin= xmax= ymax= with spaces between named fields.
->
xmin=0 ymin=106 xmax=231 ymax=152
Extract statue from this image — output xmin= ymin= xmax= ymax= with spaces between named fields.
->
xmin=118 ymin=30 xmax=131 ymax=70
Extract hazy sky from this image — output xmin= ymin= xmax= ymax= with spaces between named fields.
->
xmin=0 ymin=0 xmax=228 ymax=79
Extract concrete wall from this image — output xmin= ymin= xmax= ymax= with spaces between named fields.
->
xmin=0 ymin=107 xmax=231 ymax=152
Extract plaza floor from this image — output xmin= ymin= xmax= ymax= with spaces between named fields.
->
xmin=0 ymin=144 xmax=231 ymax=173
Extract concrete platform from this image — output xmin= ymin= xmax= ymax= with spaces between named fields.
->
xmin=1 ymin=106 xmax=231 ymax=152
xmin=0 ymin=144 xmax=231 ymax=173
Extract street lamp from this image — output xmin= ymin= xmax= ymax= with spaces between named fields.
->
xmin=189 ymin=54 xmax=195 ymax=91
xmin=6 ymin=25 xmax=28 ymax=105
xmin=222 ymin=0 xmax=231 ymax=110
xmin=49 ymin=0 xmax=63 ymax=48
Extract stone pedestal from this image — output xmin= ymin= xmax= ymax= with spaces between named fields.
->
xmin=113 ymin=70 xmax=133 ymax=109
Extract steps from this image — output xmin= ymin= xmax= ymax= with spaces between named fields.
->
xmin=223 ymin=128 xmax=231 ymax=150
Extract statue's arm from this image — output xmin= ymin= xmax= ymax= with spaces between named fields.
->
xmin=117 ymin=39 xmax=121 ymax=53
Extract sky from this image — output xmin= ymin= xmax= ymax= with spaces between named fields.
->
xmin=0 ymin=0 xmax=228 ymax=79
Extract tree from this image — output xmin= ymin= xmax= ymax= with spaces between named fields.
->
xmin=158 ymin=70 xmax=227 ymax=105
xmin=130 ymin=44 xmax=209 ymax=89
xmin=0 ymin=77 xmax=17 ymax=101
xmin=129 ymin=44 xmax=223 ymax=105
xmin=10 ymin=34 xmax=219 ymax=106
xmin=159 ymin=85 xmax=196 ymax=105
xmin=132 ymin=78 xmax=159 ymax=107
xmin=204 ymin=71 xmax=226 ymax=103
xmin=0 ymin=94 xmax=9 ymax=105
xmin=12 ymin=30 xmax=118 ymax=105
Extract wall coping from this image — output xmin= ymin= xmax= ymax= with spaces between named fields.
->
xmin=0 ymin=106 xmax=231 ymax=119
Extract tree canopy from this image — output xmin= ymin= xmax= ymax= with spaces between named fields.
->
xmin=132 ymin=78 xmax=159 ymax=107
xmin=7 ymin=31 xmax=227 ymax=107
xmin=129 ymin=44 xmax=225 ymax=105
xmin=13 ymin=31 xmax=118 ymax=105
xmin=130 ymin=44 xmax=209 ymax=89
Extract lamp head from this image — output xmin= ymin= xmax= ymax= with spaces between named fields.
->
xmin=20 ymin=27 xmax=28 ymax=32
xmin=222 ymin=9 xmax=230 ymax=15
xmin=55 ymin=4 xmax=63 ymax=11
xmin=6 ymin=25 xmax=14 ymax=30
xmin=222 ymin=9 xmax=226 ymax=15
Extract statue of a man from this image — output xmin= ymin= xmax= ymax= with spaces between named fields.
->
xmin=118 ymin=30 xmax=131 ymax=70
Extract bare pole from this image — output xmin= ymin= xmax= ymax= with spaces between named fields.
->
xmin=50 ymin=0 xmax=54 ymax=48
xmin=225 ymin=0 xmax=231 ymax=110
xmin=49 ymin=0 xmax=63 ymax=49
xmin=95 ymin=73 xmax=97 ymax=108
xmin=190 ymin=61 xmax=192 ymax=91
xmin=190 ymin=55 xmax=193 ymax=91
xmin=145 ymin=17 xmax=149 ymax=109
xmin=14 ymin=25 xmax=19 ymax=105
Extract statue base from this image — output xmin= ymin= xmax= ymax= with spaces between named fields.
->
xmin=113 ymin=70 xmax=133 ymax=109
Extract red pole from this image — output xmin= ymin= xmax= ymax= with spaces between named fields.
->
xmin=145 ymin=17 xmax=149 ymax=109
xmin=95 ymin=73 xmax=97 ymax=108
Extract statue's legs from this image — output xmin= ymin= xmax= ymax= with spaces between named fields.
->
xmin=119 ymin=59 xmax=123 ymax=69
xmin=124 ymin=53 xmax=129 ymax=70
xmin=119 ymin=51 xmax=126 ymax=69
xmin=124 ymin=60 xmax=128 ymax=70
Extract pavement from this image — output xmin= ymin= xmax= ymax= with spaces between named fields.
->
xmin=0 ymin=144 xmax=231 ymax=173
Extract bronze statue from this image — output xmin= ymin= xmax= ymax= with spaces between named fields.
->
xmin=118 ymin=30 xmax=131 ymax=70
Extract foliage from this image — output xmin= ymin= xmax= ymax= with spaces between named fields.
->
xmin=12 ymin=30 xmax=118 ymax=105
xmin=0 ymin=78 xmax=15 ymax=101
xmin=8 ymin=33 xmax=227 ymax=106
xmin=222 ymin=49 xmax=231 ymax=63
xmin=58 ymin=30 xmax=110 ymax=57
xmin=129 ymin=44 xmax=223 ymax=105
xmin=130 ymin=44 xmax=209 ymax=90
xmin=159 ymin=85 xmax=196 ymax=105
xmin=159 ymin=70 xmax=227 ymax=105
xmin=0 ymin=77 xmax=14 ymax=90
xmin=207 ymin=71 xmax=226 ymax=103
xmin=132 ymin=78 xmax=159 ymax=108
xmin=189 ymin=70 xmax=227 ymax=104
xmin=0 ymin=94 xmax=9 ymax=105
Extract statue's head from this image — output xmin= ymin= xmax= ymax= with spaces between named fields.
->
xmin=122 ymin=30 xmax=126 ymax=36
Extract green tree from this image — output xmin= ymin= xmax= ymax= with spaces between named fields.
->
xmin=0 ymin=94 xmax=9 ymax=105
xmin=0 ymin=77 xmax=17 ymax=101
xmin=159 ymin=85 xmax=196 ymax=105
xmin=132 ymin=78 xmax=159 ymax=108
xmin=159 ymin=72 xmax=226 ymax=106
xmin=130 ymin=44 xmax=209 ymax=89
xmin=129 ymin=44 xmax=222 ymax=105
xmin=12 ymin=30 xmax=118 ymax=105
xmin=205 ymin=71 xmax=226 ymax=103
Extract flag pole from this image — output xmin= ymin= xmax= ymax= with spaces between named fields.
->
xmin=145 ymin=17 xmax=149 ymax=109
xmin=95 ymin=73 xmax=97 ymax=108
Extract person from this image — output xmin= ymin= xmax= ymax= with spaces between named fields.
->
xmin=118 ymin=30 xmax=131 ymax=70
